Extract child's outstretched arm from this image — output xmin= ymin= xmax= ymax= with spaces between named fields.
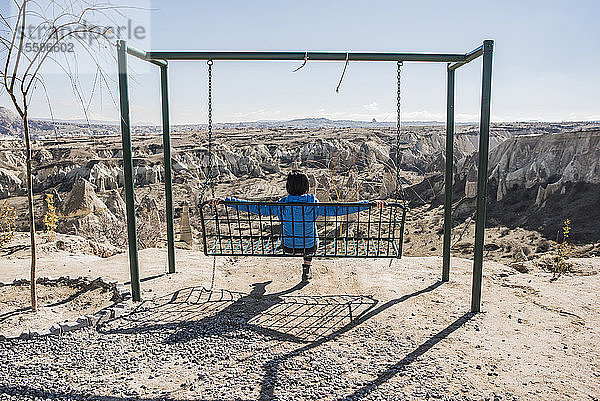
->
xmin=209 ymin=197 xmax=279 ymax=216
xmin=316 ymin=200 xmax=387 ymax=217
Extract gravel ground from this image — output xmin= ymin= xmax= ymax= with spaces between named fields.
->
xmin=2 ymin=249 xmax=598 ymax=401
xmin=0 ymin=285 xmax=514 ymax=401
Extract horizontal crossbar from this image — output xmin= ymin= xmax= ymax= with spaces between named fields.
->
xmin=145 ymin=51 xmax=467 ymax=62
xmin=124 ymin=43 xmax=484 ymax=66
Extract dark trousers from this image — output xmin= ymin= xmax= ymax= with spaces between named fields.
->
xmin=282 ymin=244 xmax=316 ymax=265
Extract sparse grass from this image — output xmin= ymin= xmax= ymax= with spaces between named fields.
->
xmin=0 ymin=200 xmax=17 ymax=248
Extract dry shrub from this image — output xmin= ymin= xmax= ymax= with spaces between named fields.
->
xmin=96 ymin=217 xmax=127 ymax=249
xmin=552 ymin=219 xmax=573 ymax=277
xmin=137 ymin=212 xmax=163 ymax=249
xmin=136 ymin=196 xmax=164 ymax=250
xmin=1 ymin=200 xmax=17 ymax=248
xmin=43 ymin=194 xmax=59 ymax=240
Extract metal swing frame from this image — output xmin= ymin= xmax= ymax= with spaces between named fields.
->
xmin=116 ymin=40 xmax=494 ymax=313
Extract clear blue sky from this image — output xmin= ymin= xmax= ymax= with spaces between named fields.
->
xmin=3 ymin=0 xmax=600 ymax=124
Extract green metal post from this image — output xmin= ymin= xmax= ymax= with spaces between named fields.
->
xmin=160 ymin=65 xmax=176 ymax=274
xmin=117 ymin=40 xmax=141 ymax=302
xmin=471 ymin=40 xmax=494 ymax=313
xmin=442 ymin=65 xmax=455 ymax=282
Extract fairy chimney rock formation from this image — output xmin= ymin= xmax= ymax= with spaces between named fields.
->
xmin=180 ymin=204 xmax=193 ymax=245
xmin=105 ymin=190 xmax=127 ymax=220
xmin=59 ymin=177 xmax=108 ymax=218
xmin=464 ymin=167 xmax=479 ymax=199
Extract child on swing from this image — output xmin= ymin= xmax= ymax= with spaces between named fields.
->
xmin=210 ymin=170 xmax=386 ymax=281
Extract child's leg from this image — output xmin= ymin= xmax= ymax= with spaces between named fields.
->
xmin=302 ymin=256 xmax=312 ymax=281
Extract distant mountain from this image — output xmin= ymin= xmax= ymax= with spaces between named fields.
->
xmin=0 ymin=106 xmax=123 ymax=139
xmin=218 ymin=118 xmax=391 ymax=129
xmin=0 ymin=109 xmax=447 ymax=135
xmin=174 ymin=117 xmax=444 ymax=130
xmin=64 ymin=117 xmax=441 ymax=129
xmin=29 ymin=117 xmax=121 ymax=126
xmin=0 ymin=106 xmax=21 ymax=138
xmin=0 ymin=105 xmax=62 ymax=138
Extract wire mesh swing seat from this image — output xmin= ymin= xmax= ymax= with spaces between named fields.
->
xmin=197 ymin=58 xmax=408 ymax=259
xmin=200 ymin=200 xmax=407 ymax=258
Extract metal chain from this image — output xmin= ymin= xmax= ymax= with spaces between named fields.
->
xmin=208 ymin=255 xmax=217 ymax=291
xmin=199 ymin=60 xmax=216 ymax=203
xmin=395 ymin=61 xmax=406 ymax=203
xmin=388 ymin=61 xmax=406 ymax=258
xmin=207 ymin=60 xmax=216 ymax=199
xmin=203 ymin=60 xmax=217 ymax=292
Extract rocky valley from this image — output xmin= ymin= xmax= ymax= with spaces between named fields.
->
xmin=1 ymin=117 xmax=599 ymax=271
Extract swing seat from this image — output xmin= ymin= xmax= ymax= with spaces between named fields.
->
xmin=199 ymin=200 xmax=407 ymax=258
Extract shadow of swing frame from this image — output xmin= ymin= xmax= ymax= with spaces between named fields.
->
xmin=116 ymin=41 xmax=494 ymax=313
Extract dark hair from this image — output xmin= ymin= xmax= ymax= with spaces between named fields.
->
xmin=286 ymin=170 xmax=309 ymax=196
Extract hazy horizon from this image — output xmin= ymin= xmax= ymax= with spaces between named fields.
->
xmin=18 ymin=112 xmax=600 ymax=127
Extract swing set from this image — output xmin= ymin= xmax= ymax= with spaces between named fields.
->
xmin=116 ymin=40 xmax=494 ymax=313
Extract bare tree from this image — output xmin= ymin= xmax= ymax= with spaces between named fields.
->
xmin=0 ymin=0 xmax=119 ymax=311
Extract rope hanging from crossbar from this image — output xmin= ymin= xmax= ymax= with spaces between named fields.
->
xmin=293 ymin=52 xmax=308 ymax=72
xmin=335 ymin=53 xmax=350 ymax=93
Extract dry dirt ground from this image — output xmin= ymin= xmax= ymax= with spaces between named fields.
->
xmin=0 ymin=279 xmax=115 ymax=337
xmin=1 ymin=234 xmax=599 ymax=400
